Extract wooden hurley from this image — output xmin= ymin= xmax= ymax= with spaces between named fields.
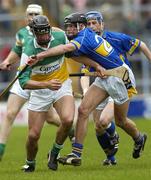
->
xmin=69 ymin=66 xmax=129 ymax=80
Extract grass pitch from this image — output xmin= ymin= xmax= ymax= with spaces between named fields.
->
xmin=0 ymin=118 xmax=151 ymax=180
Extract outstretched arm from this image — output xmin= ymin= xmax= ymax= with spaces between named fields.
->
xmin=39 ymin=43 xmax=76 ymax=59
xmin=27 ymin=43 xmax=76 ymax=66
xmin=139 ymin=41 xmax=151 ymax=62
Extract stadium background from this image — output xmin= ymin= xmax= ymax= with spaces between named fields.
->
xmin=0 ymin=0 xmax=151 ymax=124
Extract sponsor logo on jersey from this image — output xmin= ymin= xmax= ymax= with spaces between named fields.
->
xmin=39 ymin=64 xmax=60 ymax=74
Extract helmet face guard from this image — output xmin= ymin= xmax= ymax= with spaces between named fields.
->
xmin=85 ymin=11 xmax=104 ymax=35
xmin=34 ymin=29 xmax=51 ymax=46
xmin=30 ymin=15 xmax=51 ymax=45
xmin=64 ymin=23 xmax=78 ymax=40
xmin=64 ymin=13 xmax=87 ymax=40
xmin=86 ymin=11 xmax=103 ymax=23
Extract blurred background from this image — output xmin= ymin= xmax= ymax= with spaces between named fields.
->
xmin=0 ymin=0 xmax=151 ymax=120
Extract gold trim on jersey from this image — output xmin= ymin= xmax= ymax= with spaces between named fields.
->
xmin=81 ymin=67 xmax=90 ymax=73
xmin=128 ymin=39 xmax=140 ymax=55
xmin=119 ymin=54 xmax=125 ymax=62
xmin=71 ymin=40 xmax=81 ymax=49
xmin=127 ymin=86 xmax=137 ymax=98
xmin=31 ymin=61 xmax=69 ymax=83
xmin=16 ymin=40 xmax=22 ymax=46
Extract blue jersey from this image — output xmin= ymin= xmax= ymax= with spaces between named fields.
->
xmin=71 ymin=28 xmax=123 ymax=69
xmin=102 ymin=31 xmax=141 ymax=67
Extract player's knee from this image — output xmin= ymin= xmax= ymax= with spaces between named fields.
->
xmin=78 ymin=105 xmax=89 ymax=118
xmin=95 ymin=117 xmax=109 ymax=132
xmin=28 ymin=130 xmax=40 ymax=142
xmin=46 ymin=112 xmax=58 ymax=121
xmin=46 ymin=114 xmax=60 ymax=125
xmin=100 ymin=118 xmax=110 ymax=129
xmin=61 ymin=115 xmax=73 ymax=129
xmin=95 ymin=121 xmax=104 ymax=133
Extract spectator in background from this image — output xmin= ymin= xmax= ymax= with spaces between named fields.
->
xmin=0 ymin=44 xmax=11 ymax=82
xmin=122 ymin=12 xmax=142 ymax=36
xmin=71 ymin=0 xmax=87 ymax=11
xmin=145 ymin=12 xmax=151 ymax=33
xmin=0 ymin=0 xmax=12 ymax=30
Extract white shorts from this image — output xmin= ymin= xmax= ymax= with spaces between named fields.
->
xmin=93 ymin=64 xmax=136 ymax=105
xmin=10 ymin=79 xmax=31 ymax=99
xmin=96 ymin=97 xmax=113 ymax=110
xmin=28 ymin=79 xmax=73 ymax=112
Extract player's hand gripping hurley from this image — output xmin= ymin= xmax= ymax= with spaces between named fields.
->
xmin=0 ymin=64 xmax=28 ymax=99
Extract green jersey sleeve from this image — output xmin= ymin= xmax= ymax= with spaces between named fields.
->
xmin=12 ymin=27 xmax=33 ymax=57
xmin=18 ymin=65 xmax=32 ymax=89
xmin=12 ymin=29 xmax=24 ymax=57
xmin=18 ymin=52 xmax=33 ymax=89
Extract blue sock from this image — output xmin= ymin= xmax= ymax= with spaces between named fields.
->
xmin=107 ymin=155 xmax=116 ymax=162
xmin=72 ymin=143 xmax=83 ymax=158
xmin=105 ymin=121 xmax=115 ymax=136
xmin=96 ymin=132 xmax=110 ymax=150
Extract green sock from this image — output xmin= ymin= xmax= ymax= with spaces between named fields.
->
xmin=51 ymin=142 xmax=63 ymax=155
xmin=0 ymin=143 xmax=6 ymax=156
xmin=26 ymin=159 xmax=36 ymax=167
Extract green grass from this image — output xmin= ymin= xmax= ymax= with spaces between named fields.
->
xmin=0 ymin=118 xmax=151 ymax=180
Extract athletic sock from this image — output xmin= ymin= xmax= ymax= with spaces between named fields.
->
xmin=105 ymin=121 xmax=115 ymax=136
xmin=107 ymin=155 xmax=116 ymax=162
xmin=96 ymin=132 xmax=116 ymax=159
xmin=133 ymin=133 xmax=143 ymax=144
xmin=0 ymin=143 xmax=6 ymax=157
xmin=72 ymin=142 xmax=83 ymax=158
xmin=26 ymin=159 xmax=36 ymax=167
xmin=51 ymin=142 xmax=63 ymax=155
xmin=96 ymin=132 xmax=110 ymax=150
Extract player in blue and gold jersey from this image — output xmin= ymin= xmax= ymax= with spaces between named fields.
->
xmin=79 ymin=10 xmax=151 ymax=166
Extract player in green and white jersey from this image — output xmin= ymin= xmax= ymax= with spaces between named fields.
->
xmin=0 ymin=4 xmax=70 ymax=161
xmin=19 ymin=15 xmax=75 ymax=172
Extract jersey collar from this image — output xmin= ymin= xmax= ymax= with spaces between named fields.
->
xmin=26 ymin=26 xmax=33 ymax=35
xmin=102 ymin=31 xmax=107 ymax=39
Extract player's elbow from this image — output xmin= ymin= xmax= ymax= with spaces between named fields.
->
xmin=19 ymin=80 xmax=28 ymax=90
xmin=140 ymin=41 xmax=147 ymax=50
